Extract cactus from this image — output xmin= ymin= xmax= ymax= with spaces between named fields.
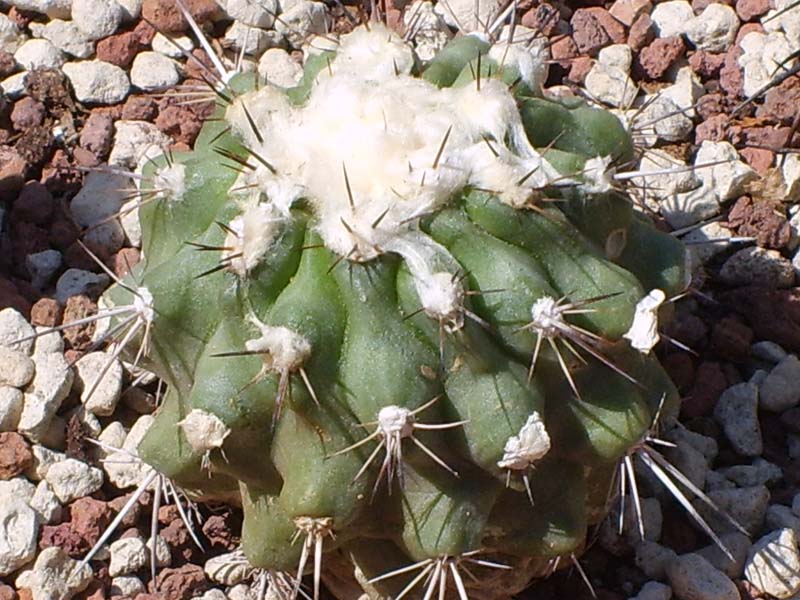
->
xmin=98 ymin=24 xmax=691 ymax=600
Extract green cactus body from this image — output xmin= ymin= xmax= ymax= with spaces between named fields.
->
xmin=106 ymin=24 xmax=685 ymax=599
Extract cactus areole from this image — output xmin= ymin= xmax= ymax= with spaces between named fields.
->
xmin=107 ymin=24 xmax=689 ymax=600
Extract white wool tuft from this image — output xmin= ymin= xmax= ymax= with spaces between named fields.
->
xmin=497 ymin=411 xmax=551 ymax=470
xmin=178 ymin=408 xmax=230 ymax=452
xmin=225 ymin=23 xmax=562 ymax=265
xmin=153 ymin=163 xmax=187 ymax=202
xmin=623 ymin=289 xmax=666 ymax=353
xmin=581 ymin=155 xmax=616 ymax=194
xmin=222 ymin=202 xmax=284 ymax=277
xmin=245 ymin=319 xmax=312 ymax=372
xmin=530 ymin=296 xmax=565 ymax=337
xmin=377 ymin=405 xmax=415 ymax=438
xmin=133 ymin=287 xmax=155 ymax=323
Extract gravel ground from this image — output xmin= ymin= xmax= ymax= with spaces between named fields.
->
xmin=1 ymin=0 xmax=800 ymax=599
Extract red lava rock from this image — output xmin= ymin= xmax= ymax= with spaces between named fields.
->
xmin=627 ymin=13 xmax=655 ymax=52
xmin=584 ymin=7 xmax=627 ymax=44
xmin=10 ymin=97 xmax=46 ymax=132
xmin=719 ymin=46 xmax=744 ymax=97
xmin=757 ymin=75 xmax=800 ymax=124
xmin=79 ymin=112 xmax=115 ymax=159
xmin=609 ymin=0 xmax=652 ymax=25
xmin=0 ymin=146 xmax=27 ymax=195
xmin=0 ymin=584 xmax=16 ymax=600
xmin=39 ymin=522 xmax=89 ymax=557
xmin=122 ymin=96 xmax=158 ymax=121
xmin=96 ymin=31 xmax=141 ymax=68
xmin=8 ymin=6 xmax=35 ymax=29
xmin=155 ymin=105 xmax=204 ymax=146
xmin=740 ymin=147 xmax=775 ymax=174
xmin=695 ymin=113 xmax=729 ymax=143
xmin=570 ymin=8 xmax=613 ymax=55
xmin=12 ymin=180 xmax=55 ymax=226
xmin=0 ymin=51 xmax=16 ymax=78
xmin=567 ymin=56 xmax=595 ymax=84
xmin=111 ymin=248 xmax=141 ymax=278
xmin=689 ymin=50 xmax=726 ymax=79
xmin=711 ymin=316 xmax=753 ymax=362
xmin=726 ymin=196 xmax=791 ymax=250
xmin=201 ymin=511 xmax=239 ymax=551
xmin=697 ymin=93 xmax=726 ymax=119
xmin=683 ymin=361 xmax=727 ymax=418
xmin=737 ymin=579 xmax=767 ymax=599
xmin=636 ymin=36 xmax=686 ymax=80
xmin=550 ymin=36 xmax=579 ymax=67
xmin=0 ymin=432 xmax=33 ymax=480
xmin=521 ymin=3 xmax=562 ymax=34
xmin=31 ymin=298 xmax=62 ymax=327
xmin=736 ymin=0 xmax=771 ymax=20
xmin=62 ymin=295 xmax=98 ymax=350
xmin=142 ymin=0 xmax=219 ymax=33
xmin=73 ymin=147 xmax=101 ymax=168
xmin=108 ymin=490 xmax=150 ymax=529
xmin=183 ymin=50 xmax=215 ymax=80
xmin=41 ymin=149 xmax=81 ymax=196
xmin=158 ymin=505 xmax=181 ymax=525
xmin=64 ymin=240 xmax=105 ymax=272
xmin=151 ymin=564 xmax=207 ymax=600
xmin=49 ymin=218 xmax=81 ymax=252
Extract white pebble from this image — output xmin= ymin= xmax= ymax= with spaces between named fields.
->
xmin=714 ymin=382 xmax=762 ymax=457
xmin=275 ymin=0 xmax=328 ymax=48
xmin=29 ymin=480 xmax=63 ymax=524
xmin=0 ymin=495 xmax=39 ymax=576
xmin=15 ymin=547 xmax=93 ymax=600
xmin=0 ymin=346 xmax=34 ymax=388
xmin=0 ymin=13 xmax=25 ymax=54
xmin=0 ymin=308 xmax=36 ymax=354
xmin=24 ymin=445 xmax=66 ymax=481
xmin=108 ymin=120 xmax=172 ymax=170
xmin=74 ymin=351 xmax=123 ymax=416
xmin=151 ymin=32 xmax=194 ymax=58
xmin=0 ymin=71 xmax=28 ymax=100
xmin=18 ymin=351 xmax=73 ymax=441
xmin=257 ymin=48 xmax=303 ymax=88
xmin=62 ymin=60 xmax=130 ymax=105
xmin=205 ymin=552 xmax=252 ymax=585
xmin=33 ymin=326 xmax=64 ymax=356
xmin=130 ymin=51 xmax=181 ymax=91
xmin=685 ymin=3 xmax=739 ymax=52
xmin=44 ymin=458 xmax=104 ymax=503
xmin=745 ymin=528 xmax=800 ymax=598
xmin=35 ymin=20 xmax=94 ymax=59
xmin=738 ymin=31 xmax=797 ymax=99
xmin=72 ymin=0 xmax=125 ymax=40
xmin=109 ymin=537 xmax=148 ymax=577
xmin=760 ymin=354 xmax=800 ymax=411
xmin=110 ymin=576 xmax=145 ymax=597
xmin=630 ymin=581 xmax=672 ymax=600
xmin=14 ymin=38 xmax=65 ymax=70
xmin=0 ymin=386 xmax=23 ymax=432
xmin=650 ymin=0 xmax=694 ymax=37
xmin=225 ymin=0 xmax=278 ymax=27
xmin=8 ymin=0 xmax=71 ymax=18
xmin=224 ymin=20 xmax=278 ymax=56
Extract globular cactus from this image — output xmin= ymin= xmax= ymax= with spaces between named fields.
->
xmin=100 ymin=24 xmax=690 ymax=600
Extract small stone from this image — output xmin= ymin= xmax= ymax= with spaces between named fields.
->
xmin=0 ymin=432 xmax=32 ymax=480
xmin=0 ymin=386 xmax=24 ymax=432
xmin=571 ymin=8 xmax=612 ymax=56
xmin=225 ymin=0 xmax=278 ymax=27
xmin=697 ymin=532 xmax=752 ymax=578
xmin=153 ymin=564 xmax=208 ymax=600
xmin=714 ymin=382 xmax=762 ymax=456
xmin=637 ymin=37 xmax=685 ymax=80
xmin=601 ymin=496 xmax=663 ymax=554
xmin=73 ymin=351 xmax=123 ymax=416
xmin=130 ymin=51 xmax=181 ymax=91
xmin=223 ymin=20 xmax=278 ymax=56
xmin=745 ymin=528 xmax=800 ymax=598
xmin=0 ymin=346 xmax=35 ymax=388
xmin=631 ymin=581 xmax=672 ymax=600
xmin=151 ymin=32 xmax=194 ymax=58
xmin=25 ymin=445 xmax=66 ymax=481
xmin=636 ymin=540 xmax=678 ymax=579
xmin=62 ymin=61 xmax=130 ymax=105
xmin=10 ymin=97 xmax=46 ymax=131
xmin=14 ymin=547 xmax=92 ymax=600
xmin=108 ymin=120 xmax=172 ymax=169
xmin=720 ymin=458 xmax=783 ymax=487
xmin=79 ymin=113 xmax=115 ymax=159
xmin=766 ymin=504 xmax=800 ymax=537
xmin=0 ymin=308 xmax=36 ymax=354
xmin=29 ymin=480 xmax=62 ymax=524
xmin=110 ymin=576 xmax=145 ymax=597
xmin=759 ymin=354 xmax=800 ymax=411
xmin=666 ymin=553 xmax=740 ymax=600
xmin=628 ymin=13 xmax=655 ymax=51
xmin=141 ymin=0 xmax=220 ymax=33
xmin=37 ymin=20 xmax=94 ymax=59
xmin=609 ymin=0 xmax=652 ymax=25
xmin=26 ymin=250 xmax=62 ymax=290
xmin=96 ymin=31 xmax=141 ymax=68
xmin=55 ymin=269 xmax=109 ymax=305
xmin=109 ymin=536 xmax=148 ymax=577
xmin=685 ymin=3 xmax=739 ymax=52
xmin=204 ymin=552 xmax=252 ymax=585
xmin=72 ymin=0 xmax=125 ymax=40
xmin=720 ymin=247 xmax=796 ymax=288
xmin=44 ymin=458 xmax=104 ymax=503
xmin=695 ymin=486 xmax=770 ymax=536
xmin=650 ymin=0 xmax=695 ymax=37
xmin=104 ymin=415 xmax=154 ymax=488
xmin=13 ymin=39 xmax=65 ymax=71
xmin=18 ymin=354 xmax=73 ymax=442
xmin=274 ymin=0 xmax=329 ymax=49
xmin=0 ymin=496 xmax=38 ymax=576
xmin=258 ymin=48 xmax=303 ymax=87
xmin=738 ymin=32 xmax=796 ymax=99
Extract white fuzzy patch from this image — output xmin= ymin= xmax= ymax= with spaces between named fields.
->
xmin=226 ymin=23 xmax=562 ymax=264
xmin=245 ymin=319 xmax=311 ymax=373
xmin=133 ymin=287 xmax=155 ymax=323
xmin=178 ymin=408 xmax=230 ymax=453
xmin=497 ymin=411 xmax=551 ymax=470
xmin=623 ymin=289 xmax=666 ymax=353
xmin=153 ymin=163 xmax=187 ymax=202
xmin=530 ymin=296 xmax=565 ymax=337
xmin=222 ymin=202 xmax=284 ymax=277
xmin=377 ymin=405 xmax=414 ymax=438
xmin=581 ymin=155 xmax=615 ymax=194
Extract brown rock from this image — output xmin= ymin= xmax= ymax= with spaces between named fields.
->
xmin=567 ymin=56 xmax=595 ymax=84
xmin=142 ymin=0 xmax=219 ymax=34
xmin=155 ymin=105 xmax=203 ymax=146
xmin=684 ymin=362 xmax=728 ymax=418
xmin=80 ymin=112 xmax=115 ymax=159
xmin=695 ymin=113 xmax=729 ymax=143
xmin=0 ymin=584 xmax=17 ymax=600
xmin=64 ymin=241 xmax=104 ymax=272
xmin=152 ymin=565 xmax=207 ymax=600
xmin=719 ymin=46 xmax=744 ymax=97
xmin=662 ymin=352 xmax=695 ymax=392
xmin=726 ymin=195 xmax=790 ymax=249
xmin=122 ymin=96 xmax=158 ymax=121
xmin=49 ymin=218 xmax=81 ymax=252
xmin=201 ymin=511 xmax=239 ymax=551
xmin=183 ymin=50 xmax=214 ymax=80
xmin=0 ymin=145 xmax=27 ymax=194
xmin=111 ymin=248 xmax=141 ymax=279
xmin=15 ymin=124 xmax=55 ymax=167
xmin=627 ymin=13 xmax=654 ymax=52
xmin=61 ymin=295 xmax=98 ymax=350
xmin=636 ymin=36 xmax=686 ymax=80
xmin=108 ymin=490 xmax=151 ymax=529
xmin=0 ymin=432 xmax=33 ymax=480
xmin=570 ymin=8 xmax=612 ymax=55
xmin=711 ymin=316 xmax=753 ymax=362
xmin=689 ymin=50 xmax=726 ymax=79
xmin=31 ymin=298 xmax=62 ymax=327
xmin=39 ymin=522 xmax=90 ymax=557
xmin=70 ymin=497 xmax=113 ymax=545
xmin=757 ymin=75 xmax=800 ymax=124
xmin=132 ymin=19 xmax=157 ymax=46
xmin=740 ymin=147 xmax=775 ymax=175
xmin=12 ymin=180 xmax=55 ymax=225
xmin=609 ymin=0 xmax=652 ymax=25
xmin=550 ymin=35 xmax=579 ymax=67
xmin=697 ymin=93 xmax=726 ymax=119
xmin=0 ymin=277 xmax=31 ymax=316
xmin=11 ymin=220 xmax=50 ymax=266
xmin=25 ymin=69 xmax=73 ymax=113
xmin=10 ymin=97 xmax=46 ymax=131
xmin=736 ymin=0 xmax=771 ymax=20
xmin=0 ymin=51 xmax=16 ymax=78
xmin=521 ymin=3 xmax=562 ymax=34
xmin=96 ymin=32 xmax=141 ymax=68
